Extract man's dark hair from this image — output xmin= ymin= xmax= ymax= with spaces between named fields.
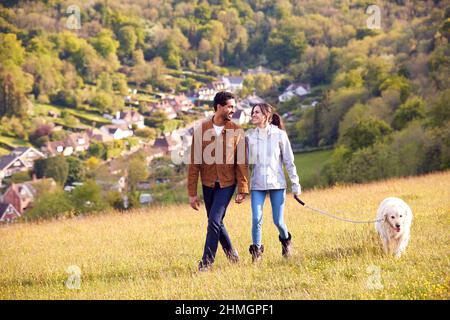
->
xmin=213 ymin=91 xmax=235 ymax=111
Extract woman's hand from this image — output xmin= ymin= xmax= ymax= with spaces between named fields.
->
xmin=293 ymin=191 xmax=301 ymax=198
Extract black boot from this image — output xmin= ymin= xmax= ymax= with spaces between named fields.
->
xmin=279 ymin=232 xmax=292 ymax=258
xmin=198 ymin=260 xmax=212 ymax=272
xmin=249 ymin=244 xmax=264 ymax=263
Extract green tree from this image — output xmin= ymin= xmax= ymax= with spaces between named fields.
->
xmin=343 ymin=118 xmax=392 ymax=151
xmin=379 ymin=74 xmax=411 ymax=103
xmin=0 ymin=33 xmax=25 ymax=65
xmin=428 ymin=89 xmax=450 ymax=128
xmin=26 ymin=191 xmax=73 ymax=221
xmin=0 ymin=63 xmax=33 ymax=117
xmin=127 ymin=155 xmax=148 ymax=192
xmin=91 ymin=29 xmax=119 ymax=58
xmin=66 ymin=156 xmax=86 ymax=185
xmin=88 ymin=141 xmax=108 ymax=160
xmin=392 ymin=96 xmax=425 ymax=130
xmin=266 ymin=18 xmax=307 ymax=68
xmin=34 ymin=156 xmax=69 ymax=186
xmin=118 ymin=25 xmax=137 ymax=58
xmin=91 ymin=91 xmax=113 ymax=112
xmin=70 ymin=180 xmax=108 ymax=214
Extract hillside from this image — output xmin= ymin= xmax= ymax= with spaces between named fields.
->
xmin=0 ymin=171 xmax=448 ymax=299
xmin=0 ymin=0 xmax=449 ymax=195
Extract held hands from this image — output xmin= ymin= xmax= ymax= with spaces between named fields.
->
xmin=189 ymin=195 xmax=201 ymax=211
xmin=235 ymin=193 xmax=246 ymax=204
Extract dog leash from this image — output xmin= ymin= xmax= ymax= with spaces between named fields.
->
xmin=294 ymin=195 xmax=383 ymax=224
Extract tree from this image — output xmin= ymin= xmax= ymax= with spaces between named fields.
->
xmin=343 ymin=118 xmax=392 ymax=151
xmin=70 ymin=180 xmax=107 ymax=214
xmin=266 ymin=18 xmax=307 ymax=68
xmin=34 ymin=156 xmax=69 ymax=186
xmin=379 ymin=74 xmax=411 ymax=103
xmin=88 ymin=142 xmax=107 ymax=160
xmin=0 ymin=33 xmax=25 ymax=65
xmin=127 ymin=155 xmax=148 ymax=192
xmin=27 ymin=191 xmax=73 ymax=221
xmin=91 ymin=91 xmax=113 ymax=112
xmin=428 ymin=89 xmax=450 ymax=128
xmin=392 ymin=96 xmax=425 ymax=130
xmin=144 ymin=110 xmax=168 ymax=129
xmin=66 ymin=156 xmax=86 ymax=185
xmin=0 ymin=63 xmax=33 ymax=118
xmin=91 ymin=29 xmax=119 ymax=58
xmin=118 ymin=25 xmax=137 ymax=58
xmin=158 ymin=38 xmax=181 ymax=69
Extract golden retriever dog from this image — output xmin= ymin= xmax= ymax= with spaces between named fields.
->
xmin=375 ymin=197 xmax=413 ymax=258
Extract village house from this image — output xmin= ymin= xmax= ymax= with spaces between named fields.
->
xmin=146 ymin=101 xmax=177 ymax=120
xmin=239 ymin=94 xmax=266 ymax=109
xmin=278 ymin=83 xmax=311 ymax=102
xmin=152 ymin=134 xmax=183 ymax=155
xmin=41 ymin=132 xmax=90 ymax=157
xmin=1 ymin=178 xmax=57 ymax=214
xmin=66 ymin=132 xmax=90 ymax=153
xmin=220 ymin=76 xmax=244 ymax=93
xmin=106 ymin=158 xmax=125 ymax=175
xmin=231 ymin=109 xmax=251 ymax=125
xmin=160 ymin=94 xmax=194 ymax=113
xmin=197 ymin=81 xmax=228 ymax=101
xmin=142 ymin=146 xmax=165 ymax=165
xmin=1 ymin=183 xmax=35 ymax=214
xmin=112 ymin=110 xmax=145 ymax=129
xmin=96 ymin=175 xmax=127 ymax=193
xmin=100 ymin=124 xmax=133 ymax=140
xmin=42 ymin=141 xmax=73 ymax=156
xmin=0 ymin=147 xmax=45 ymax=187
xmin=0 ymin=203 xmax=21 ymax=222
xmin=86 ymin=128 xmax=114 ymax=143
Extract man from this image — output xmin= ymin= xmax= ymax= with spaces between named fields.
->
xmin=188 ymin=91 xmax=249 ymax=271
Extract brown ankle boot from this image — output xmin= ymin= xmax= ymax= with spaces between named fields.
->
xmin=249 ymin=244 xmax=264 ymax=263
xmin=225 ymin=249 xmax=239 ymax=263
xmin=279 ymin=232 xmax=292 ymax=258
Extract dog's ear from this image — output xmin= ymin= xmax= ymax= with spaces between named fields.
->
xmin=383 ymin=209 xmax=389 ymax=222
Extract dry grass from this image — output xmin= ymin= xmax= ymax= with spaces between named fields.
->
xmin=1 ymin=171 xmax=449 ymax=299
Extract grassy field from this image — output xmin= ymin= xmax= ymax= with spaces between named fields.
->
xmin=0 ymin=172 xmax=449 ymax=299
xmin=0 ymin=146 xmax=11 ymax=155
xmin=0 ymin=135 xmax=31 ymax=149
xmin=294 ymin=149 xmax=333 ymax=189
xmin=34 ymin=103 xmax=111 ymax=126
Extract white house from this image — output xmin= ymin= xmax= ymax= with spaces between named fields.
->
xmin=278 ymin=83 xmax=311 ymax=102
xmin=220 ymin=76 xmax=244 ymax=93
xmin=0 ymin=147 xmax=45 ymax=186
xmin=231 ymin=109 xmax=251 ymax=125
xmin=100 ymin=125 xmax=133 ymax=140
xmin=112 ymin=110 xmax=145 ymax=129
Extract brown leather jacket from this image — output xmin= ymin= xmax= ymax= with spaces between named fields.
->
xmin=188 ymin=117 xmax=249 ymax=197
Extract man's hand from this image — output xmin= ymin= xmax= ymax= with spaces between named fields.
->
xmin=235 ymin=193 xmax=246 ymax=204
xmin=189 ymin=195 xmax=201 ymax=210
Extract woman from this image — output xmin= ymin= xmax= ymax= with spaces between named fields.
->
xmin=246 ymin=103 xmax=301 ymax=262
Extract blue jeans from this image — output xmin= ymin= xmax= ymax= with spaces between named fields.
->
xmin=251 ymin=189 xmax=289 ymax=247
xmin=201 ymin=183 xmax=236 ymax=265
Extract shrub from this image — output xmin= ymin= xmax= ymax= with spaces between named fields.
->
xmin=26 ymin=191 xmax=73 ymax=221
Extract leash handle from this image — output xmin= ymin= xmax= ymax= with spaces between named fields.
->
xmin=294 ymin=195 xmax=305 ymax=206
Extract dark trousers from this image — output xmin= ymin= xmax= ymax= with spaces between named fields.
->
xmin=201 ymin=182 xmax=236 ymax=265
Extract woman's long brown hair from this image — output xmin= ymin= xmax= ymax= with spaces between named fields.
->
xmin=251 ymin=103 xmax=285 ymax=130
